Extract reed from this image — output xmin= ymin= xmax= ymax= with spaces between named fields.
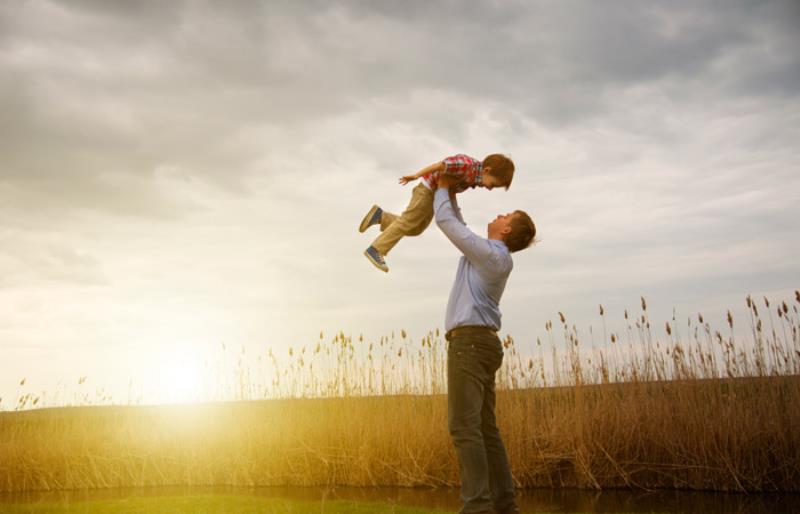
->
xmin=1 ymin=293 xmax=798 ymax=493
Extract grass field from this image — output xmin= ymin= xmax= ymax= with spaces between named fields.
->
xmin=2 ymin=485 xmax=793 ymax=514
xmin=0 ymin=494 xmax=456 ymax=514
xmin=1 ymin=293 xmax=798 ymax=494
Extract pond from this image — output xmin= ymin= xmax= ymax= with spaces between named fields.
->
xmin=0 ymin=485 xmax=796 ymax=513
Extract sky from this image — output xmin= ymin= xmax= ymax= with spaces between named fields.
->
xmin=1 ymin=0 xmax=799 ymax=407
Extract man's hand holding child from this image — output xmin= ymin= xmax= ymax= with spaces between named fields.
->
xmin=437 ymin=173 xmax=454 ymax=189
xmin=437 ymin=174 xmax=460 ymax=203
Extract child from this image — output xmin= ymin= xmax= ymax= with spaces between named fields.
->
xmin=359 ymin=153 xmax=515 ymax=272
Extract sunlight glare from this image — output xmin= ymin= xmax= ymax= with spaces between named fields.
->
xmin=155 ymin=345 xmax=207 ymax=405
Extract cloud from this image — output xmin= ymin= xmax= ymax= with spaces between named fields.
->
xmin=3 ymin=0 xmax=796 ymax=225
xmin=0 ymin=0 xmax=798 ymax=405
xmin=0 ymin=232 xmax=107 ymax=289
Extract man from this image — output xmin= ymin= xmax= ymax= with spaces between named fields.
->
xmin=434 ymin=173 xmax=536 ymax=514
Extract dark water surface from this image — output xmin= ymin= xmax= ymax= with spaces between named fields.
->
xmin=0 ymin=485 xmax=798 ymax=513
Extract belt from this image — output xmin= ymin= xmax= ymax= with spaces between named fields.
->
xmin=445 ymin=325 xmax=497 ymax=341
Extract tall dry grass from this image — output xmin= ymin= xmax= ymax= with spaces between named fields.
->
xmin=1 ymin=293 xmax=798 ymax=493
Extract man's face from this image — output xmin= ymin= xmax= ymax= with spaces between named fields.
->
xmin=488 ymin=211 xmax=516 ymax=236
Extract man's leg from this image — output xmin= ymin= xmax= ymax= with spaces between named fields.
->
xmin=371 ymin=184 xmax=434 ymax=256
xmin=448 ymin=337 xmax=493 ymax=514
xmin=481 ymin=362 xmax=518 ymax=514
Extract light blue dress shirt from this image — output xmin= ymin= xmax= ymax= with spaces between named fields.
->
xmin=433 ymin=188 xmax=513 ymax=332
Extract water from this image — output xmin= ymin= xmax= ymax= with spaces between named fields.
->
xmin=0 ymin=485 xmax=798 ymax=513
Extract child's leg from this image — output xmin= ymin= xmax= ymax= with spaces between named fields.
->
xmin=372 ymin=183 xmax=434 ymax=256
xmin=379 ymin=211 xmax=398 ymax=231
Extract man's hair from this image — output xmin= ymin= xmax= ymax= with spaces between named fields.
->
xmin=504 ymin=210 xmax=536 ymax=253
xmin=483 ymin=154 xmax=515 ymax=190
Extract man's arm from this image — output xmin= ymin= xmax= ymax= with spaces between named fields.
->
xmin=448 ymin=189 xmax=466 ymax=224
xmin=399 ymin=161 xmax=445 ymax=185
xmin=434 ymin=181 xmax=494 ymax=265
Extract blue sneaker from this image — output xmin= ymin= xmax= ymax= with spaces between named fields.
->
xmin=359 ymin=205 xmax=383 ymax=233
xmin=364 ymin=246 xmax=389 ymax=272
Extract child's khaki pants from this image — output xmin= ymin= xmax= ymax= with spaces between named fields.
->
xmin=372 ymin=183 xmax=434 ymax=255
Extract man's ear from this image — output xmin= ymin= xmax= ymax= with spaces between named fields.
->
xmin=501 ymin=226 xmax=512 ymax=236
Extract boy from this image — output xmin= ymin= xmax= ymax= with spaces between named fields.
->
xmin=358 ymin=153 xmax=515 ymax=272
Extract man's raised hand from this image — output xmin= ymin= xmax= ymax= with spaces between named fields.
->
xmin=398 ymin=175 xmax=417 ymax=185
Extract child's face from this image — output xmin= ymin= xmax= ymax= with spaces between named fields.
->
xmin=481 ymin=172 xmax=505 ymax=190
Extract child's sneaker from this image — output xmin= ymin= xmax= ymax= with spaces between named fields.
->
xmin=364 ymin=246 xmax=389 ymax=272
xmin=359 ymin=205 xmax=383 ymax=233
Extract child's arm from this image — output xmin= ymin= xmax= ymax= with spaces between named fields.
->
xmin=398 ymin=161 xmax=446 ymax=185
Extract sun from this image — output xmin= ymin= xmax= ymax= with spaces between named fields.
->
xmin=155 ymin=347 xmax=206 ymax=405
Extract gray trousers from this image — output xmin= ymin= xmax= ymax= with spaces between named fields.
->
xmin=447 ymin=332 xmax=517 ymax=514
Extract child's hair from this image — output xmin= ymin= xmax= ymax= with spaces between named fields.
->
xmin=504 ymin=210 xmax=536 ymax=253
xmin=483 ymin=154 xmax=515 ymax=190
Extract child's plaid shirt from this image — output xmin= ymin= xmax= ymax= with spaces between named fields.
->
xmin=422 ymin=154 xmax=483 ymax=193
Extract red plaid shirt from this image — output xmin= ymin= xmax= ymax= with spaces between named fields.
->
xmin=423 ymin=154 xmax=483 ymax=193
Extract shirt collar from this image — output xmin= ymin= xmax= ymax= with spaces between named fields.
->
xmin=489 ymin=238 xmax=509 ymax=252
